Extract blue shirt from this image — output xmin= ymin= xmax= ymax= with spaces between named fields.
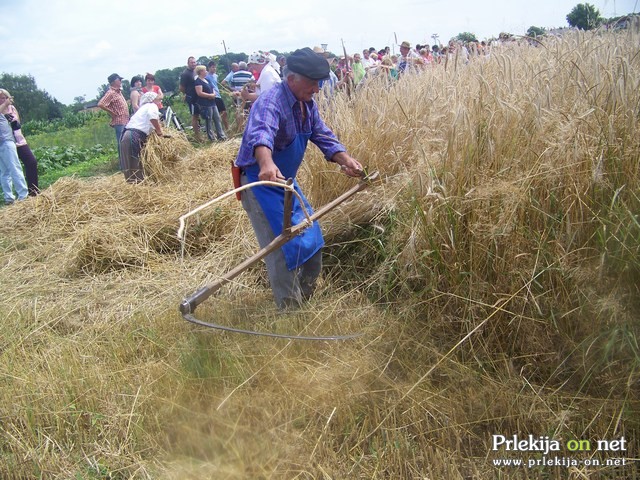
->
xmin=235 ymin=81 xmax=346 ymax=169
xmin=223 ymin=70 xmax=234 ymax=85
xmin=205 ymin=73 xmax=221 ymax=97
xmin=319 ymin=71 xmax=338 ymax=95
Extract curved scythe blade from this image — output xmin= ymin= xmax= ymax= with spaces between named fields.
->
xmin=183 ymin=313 xmax=362 ymax=341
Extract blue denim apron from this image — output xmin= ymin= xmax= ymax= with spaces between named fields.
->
xmin=244 ymin=132 xmax=324 ymax=271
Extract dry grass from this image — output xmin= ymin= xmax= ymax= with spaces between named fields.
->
xmin=1 ymin=29 xmax=639 ymax=479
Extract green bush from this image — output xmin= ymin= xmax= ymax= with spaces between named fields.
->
xmin=22 ymin=111 xmax=107 ymax=136
xmin=28 ymin=119 xmax=115 ymax=150
xmin=33 ymin=144 xmax=115 ymax=174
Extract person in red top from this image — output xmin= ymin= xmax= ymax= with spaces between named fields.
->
xmin=141 ymin=73 xmax=165 ymax=113
xmin=98 ymin=73 xmax=130 ymax=168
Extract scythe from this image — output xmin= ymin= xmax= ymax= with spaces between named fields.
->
xmin=178 ymin=171 xmax=379 ymax=340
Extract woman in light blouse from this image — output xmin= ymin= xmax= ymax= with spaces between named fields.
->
xmin=0 ymin=88 xmax=39 ymax=196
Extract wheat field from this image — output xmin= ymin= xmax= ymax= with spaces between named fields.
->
xmin=1 ymin=27 xmax=639 ymax=479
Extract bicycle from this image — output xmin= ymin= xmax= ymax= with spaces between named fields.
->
xmin=162 ymin=106 xmax=187 ymax=132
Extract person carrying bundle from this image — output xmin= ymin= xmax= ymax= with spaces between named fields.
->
xmin=119 ymin=92 xmax=164 ymax=183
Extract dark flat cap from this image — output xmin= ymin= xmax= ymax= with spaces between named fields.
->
xmin=286 ymin=47 xmax=329 ymax=80
xmin=108 ymin=73 xmax=123 ymax=84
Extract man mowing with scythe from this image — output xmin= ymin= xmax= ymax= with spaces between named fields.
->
xmin=234 ymin=47 xmax=363 ymax=310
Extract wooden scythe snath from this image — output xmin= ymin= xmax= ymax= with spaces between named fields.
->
xmin=179 ymin=171 xmax=379 ymax=340
xmin=341 ymin=38 xmax=354 ymax=94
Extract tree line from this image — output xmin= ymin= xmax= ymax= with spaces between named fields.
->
xmin=0 ymin=73 xmax=65 ymax=122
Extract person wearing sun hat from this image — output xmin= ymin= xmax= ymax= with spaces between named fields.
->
xmin=397 ymin=40 xmax=420 ymax=74
xmin=98 ymin=73 xmax=130 ymax=166
xmin=233 ymin=47 xmax=363 ymax=309
xmin=309 ymin=46 xmax=340 ymax=94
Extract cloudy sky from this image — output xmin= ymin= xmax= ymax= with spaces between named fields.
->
xmin=2 ymin=0 xmax=633 ymax=105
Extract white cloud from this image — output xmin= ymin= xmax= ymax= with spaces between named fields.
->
xmin=88 ymin=40 xmax=113 ymax=60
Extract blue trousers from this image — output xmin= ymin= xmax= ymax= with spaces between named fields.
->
xmin=0 ymin=141 xmax=28 ymax=203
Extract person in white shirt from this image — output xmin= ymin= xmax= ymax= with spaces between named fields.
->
xmin=240 ymin=51 xmax=282 ymax=103
xmin=361 ymin=49 xmax=373 ymax=70
xmin=119 ymin=92 xmax=164 ymax=183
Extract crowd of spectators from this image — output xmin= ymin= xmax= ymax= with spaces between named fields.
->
xmin=94 ymin=39 xmax=496 ymax=183
xmin=313 ymin=39 xmax=492 ymax=94
xmin=0 ymin=38 xmax=496 ymax=198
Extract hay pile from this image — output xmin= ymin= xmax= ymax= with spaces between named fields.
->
xmin=0 ymin=130 xmax=389 ymax=324
xmin=1 ymin=138 xmax=232 ymax=322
